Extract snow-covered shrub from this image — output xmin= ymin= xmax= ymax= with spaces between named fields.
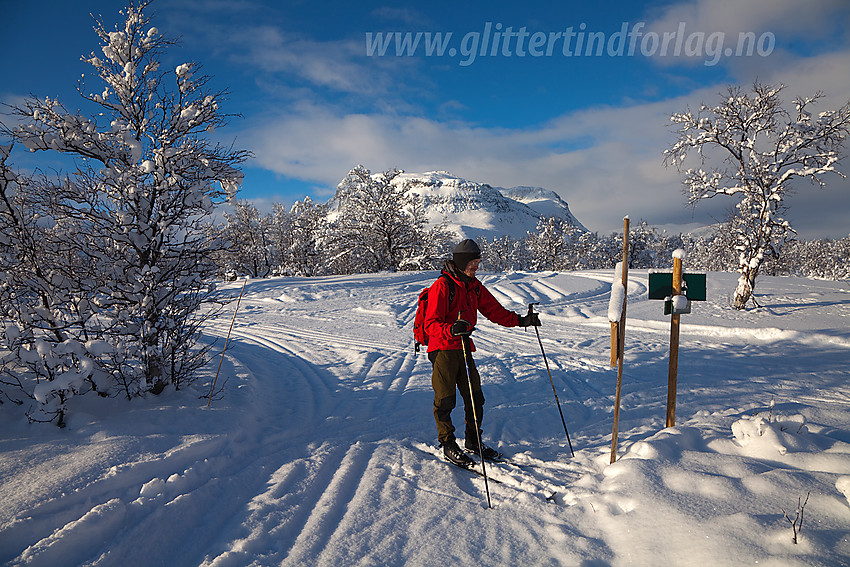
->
xmin=480 ymin=235 xmax=529 ymax=272
xmin=286 ymin=197 xmax=331 ymax=276
xmin=525 ymin=217 xmax=579 ymax=271
xmin=0 ymin=1 xmax=248 ymax=424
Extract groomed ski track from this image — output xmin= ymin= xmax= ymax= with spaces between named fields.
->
xmin=204 ymin=271 xmax=614 ymax=566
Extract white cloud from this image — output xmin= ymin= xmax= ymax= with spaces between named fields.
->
xmin=185 ymin=0 xmax=850 ymax=238
xmin=640 ymin=0 xmax=849 ymax=68
xmin=163 ymin=3 xmax=429 ymax=101
xmin=647 ymin=0 xmax=849 ymax=38
xmin=239 ymin=44 xmax=850 ymax=238
xmin=221 ymin=26 xmax=388 ymax=95
xmin=237 ymin=95 xmax=711 ymax=235
xmin=0 ymin=93 xmax=30 ymax=131
xmin=370 ymin=6 xmax=430 ymax=26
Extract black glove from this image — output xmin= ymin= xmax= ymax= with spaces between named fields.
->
xmin=450 ymin=319 xmax=473 ymax=336
xmin=517 ymin=313 xmax=541 ymax=327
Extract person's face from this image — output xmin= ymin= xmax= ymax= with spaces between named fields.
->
xmin=463 ymin=258 xmax=481 ymax=278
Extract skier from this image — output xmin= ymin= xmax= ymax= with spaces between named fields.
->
xmin=424 ymin=239 xmax=540 ymax=467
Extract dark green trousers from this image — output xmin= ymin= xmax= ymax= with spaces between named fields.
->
xmin=429 ymin=349 xmax=485 ymax=445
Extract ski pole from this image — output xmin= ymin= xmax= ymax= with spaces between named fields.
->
xmin=458 ymin=313 xmax=492 ymax=509
xmin=207 ymin=278 xmax=247 ymax=407
xmin=528 ymin=303 xmax=575 ymax=457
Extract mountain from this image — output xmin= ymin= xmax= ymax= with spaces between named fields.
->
xmin=500 ymin=185 xmax=588 ymax=232
xmin=391 ymin=171 xmax=585 ymax=240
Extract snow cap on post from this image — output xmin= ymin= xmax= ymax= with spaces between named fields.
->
xmin=453 ymin=239 xmax=481 ymax=271
xmin=608 ymin=262 xmax=626 ymax=322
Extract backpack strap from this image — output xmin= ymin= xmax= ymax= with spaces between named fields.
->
xmin=440 ymin=273 xmax=456 ymax=308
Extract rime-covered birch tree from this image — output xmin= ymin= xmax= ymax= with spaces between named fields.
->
xmin=331 ymin=165 xmax=428 ymax=272
xmin=665 ymin=82 xmax=850 ymax=309
xmin=0 ymin=1 xmax=248 ymax=423
xmin=287 ymin=196 xmax=329 ymax=276
xmin=222 ymin=201 xmax=272 ymax=278
xmin=525 ymin=217 xmax=579 ymax=271
xmin=480 ymin=235 xmax=528 ymax=272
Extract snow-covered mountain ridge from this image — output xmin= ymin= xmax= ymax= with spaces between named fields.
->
xmin=390 ymin=170 xmax=586 ymax=240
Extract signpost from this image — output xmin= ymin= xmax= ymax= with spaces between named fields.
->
xmin=666 ymin=254 xmax=683 ymax=427
xmin=648 ymin=272 xmax=707 ymax=303
xmin=648 ymin=252 xmax=705 ymax=427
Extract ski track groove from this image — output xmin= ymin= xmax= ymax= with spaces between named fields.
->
xmin=1 ymin=436 xmax=229 ymax=566
xmin=531 ymin=278 xmax=574 ymax=303
xmin=411 ymin=442 xmax=586 ymax=507
xmin=394 ymin=300 xmax=418 ymax=328
xmin=212 ymin=280 xmax=601 ymax=563
xmin=224 ymin=328 xmax=340 ymax=433
xmin=241 ymin=322 xmax=407 ymax=354
xmin=229 ymin=321 xmax=429 ymax=443
xmin=8 ymin=271 xmax=848 ymax=565
xmin=390 ymin=350 xmax=418 ymax=394
xmin=228 ymin=328 xmax=337 ymax=393
xmin=373 ymin=350 xmax=419 ymax=416
xmin=280 ymin=442 xmax=373 ymax=566
xmin=204 ymin=443 xmax=351 ymax=565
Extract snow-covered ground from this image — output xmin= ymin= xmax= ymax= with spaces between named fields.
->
xmin=1 ymin=270 xmax=849 ymax=566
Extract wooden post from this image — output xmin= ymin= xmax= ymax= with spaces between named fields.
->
xmin=666 ymin=256 xmax=683 ymax=427
xmin=610 ymin=217 xmax=629 ymax=464
xmin=610 ymin=321 xmax=619 ymax=367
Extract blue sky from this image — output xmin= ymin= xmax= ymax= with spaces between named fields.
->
xmin=2 ymin=0 xmax=850 ymax=238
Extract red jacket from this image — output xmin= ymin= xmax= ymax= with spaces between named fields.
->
xmin=424 ymin=268 xmax=518 ymax=352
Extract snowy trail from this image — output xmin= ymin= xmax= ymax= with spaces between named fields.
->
xmin=2 ymin=270 xmax=849 ymax=566
xmin=203 ymin=270 xmax=850 ymax=565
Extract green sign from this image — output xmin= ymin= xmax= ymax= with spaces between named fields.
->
xmin=648 ymin=272 xmax=706 ymax=301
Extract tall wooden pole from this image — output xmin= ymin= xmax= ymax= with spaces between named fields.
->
xmin=666 ymin=256 xmax=683 ymax=427
xmin=610 ymin=217 xmax=629 ymax=464
xmin=208 ymin=278 xmax=247 ymax=407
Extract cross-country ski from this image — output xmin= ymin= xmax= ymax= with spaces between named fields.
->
xmin=413 ymin=441 xmax=563 ymax=503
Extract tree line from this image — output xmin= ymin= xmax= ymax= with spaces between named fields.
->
xmin=207 ymin=165 xmax=456 ymax=278
xmin=211 ymin=193 xmax=850 ymax=282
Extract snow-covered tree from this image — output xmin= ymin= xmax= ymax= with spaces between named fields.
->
xmin=287 ymin=196 xmax=329 ymax=276
xmin=331 ymin=165 xmax=429 ymax=273
xmin=665 ymin=82 xmax=850 ymax=308
xmin=0 ymin=1 xmax=248 ymax=423
xmin=480 ymin=235 xmax=529 ymax=272
xmin=681 ymin=227 xmax=738 ymax=273
xmin=222 ymin=201 xmax=272 ymax=278
xmin=0 ymin=146 xmax=40 ymax=412
xmin=777 ymin=236 xmax=850 ymax=280
xmin=265 ymin=202 xmax=293 ymax=276
xmin=525 ymin=217 xmax=580 ymax=271
xmin=399 ymin=218 xmax=455 ymax=271
xmin=625 ymin=220 xmax=681 ymax=269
